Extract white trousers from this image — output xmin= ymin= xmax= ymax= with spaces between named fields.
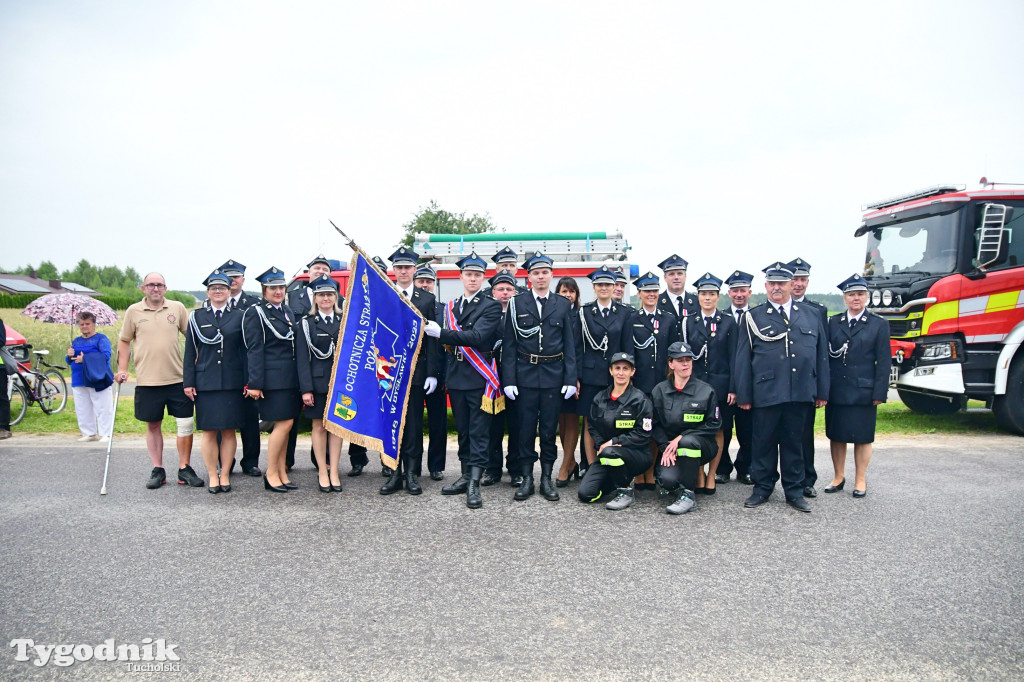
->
xmin=72 ymin=385 xmax=114 ymax=437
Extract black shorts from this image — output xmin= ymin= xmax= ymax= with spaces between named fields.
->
xmin=134 ymin=383 xmax=193 ymax=423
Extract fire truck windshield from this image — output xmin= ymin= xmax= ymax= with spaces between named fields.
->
xmin=863 ymin=210 xmax=961 ymax=278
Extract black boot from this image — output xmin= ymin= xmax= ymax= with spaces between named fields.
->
xmin=467 ymin=466 xmax=483 ymax=509
xmin=405 ymin=463 xmax=422 ymax=495
xmin=441 ymin=463 xmax=469 ymax=495
xmin=380 ymin=466 xmax=404 ymax=495
xmin=540 ymin=461 xmax=560 ymax=501
xmin=514 ymin=463 xmax=535 ymax=501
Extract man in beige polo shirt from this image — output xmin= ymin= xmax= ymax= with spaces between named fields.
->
xmin=116 ymin=272 xmax=200 ymax=489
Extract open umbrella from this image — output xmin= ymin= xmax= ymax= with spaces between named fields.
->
xmin=21 ymin=293 xmax=119 ymax=326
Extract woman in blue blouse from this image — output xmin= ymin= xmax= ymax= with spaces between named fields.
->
xmin=65 ymin=311 xmax=114 ymax=442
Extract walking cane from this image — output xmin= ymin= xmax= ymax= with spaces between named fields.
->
xmin=100 ymin=382 xmax=120 ymax=495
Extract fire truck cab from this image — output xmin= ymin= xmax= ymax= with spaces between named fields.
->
xmin=856 ymin=182 xmax=1024 ymax=434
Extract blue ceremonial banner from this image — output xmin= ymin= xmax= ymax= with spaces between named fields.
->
xmin=324 ymin=250 xmax=424 ymax=469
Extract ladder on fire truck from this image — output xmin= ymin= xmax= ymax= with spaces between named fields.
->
xmin=413 ymin=231 xmax=629 ymax=264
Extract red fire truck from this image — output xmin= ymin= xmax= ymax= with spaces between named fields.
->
xmin=856 ymin=181 xmax=1024 ymax=434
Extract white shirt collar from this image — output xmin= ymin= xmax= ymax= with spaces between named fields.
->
xmin=847 ymin=310 xmax=864 ymax=323
xmin=211 ymin=304 xmax=227 ymax=314
xmin=777 ymin=299 xmax=793 ymax=317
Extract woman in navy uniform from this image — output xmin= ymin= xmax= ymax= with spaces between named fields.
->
xmin=296 ymin=274 xmax=344 ymax=493
xmin=184 ymin=270 xmax=246 ymax=494
xmin=679 ymin=273 xmax=737 ymax=495
xmin=621 ymin=271 xmax=679 ymax=490
xmin=652 ymin=342 xmax=722 ymax=515
xmin=554 ymin=276 xmax=583 ymax=485
xmin=242 ymin=266 xmax=301 ymax=493
xmin=570 ymin=265 xmax=630 ymax=486
xmin=577 ymin=352 xmax=654 ymax=510
xmin=824 ymin=274 xmax=890 ymax=498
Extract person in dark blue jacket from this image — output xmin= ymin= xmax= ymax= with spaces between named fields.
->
xmin=296 ymin=274 xmax=344 ymax=493
xmin=824 ymin=274 xmax=891 ymax=499
xmin=184 ymin=270 xmax=246 ymax=493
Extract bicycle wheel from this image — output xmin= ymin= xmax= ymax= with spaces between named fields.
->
xmin=37 ymin=370 xmax=68 ymax=415
xmin=9 ymin=381 xmax=28 ymax=426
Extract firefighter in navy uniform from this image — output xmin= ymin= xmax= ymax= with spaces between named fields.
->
xmin=577 ymin=351 xmax=654 ymax=510
xmin=575 ymin=265 xmax=631 ymax=480
xmin=679 ymin=273 xmax=737 ymax=494
xmin=423 ymin=253 xmax=503 ymax=509
xmin=414 ymin=264 xmax=449 ymax=481
xmin=657 ymin=254 xmax=699 ymax=320
xmin=287 ymin=255 xmax=333 ymax=317
xmin=485 ymin=271 xmax=521 ymax=486
xmin=717 ymin=269 xmax=755 ymax=485
xmin=787 ymin=257 xmax=829 ymax=498
xmin=217 ymin=259 xmax=262 ymax=477
xmin=380 ymin=246 xmax=440 ymax=496
xmin=502 ymin=251 xmax=579 ymax=503
xmin=621 ymin=271 xmax=679 ymax=490
xmin=734 ymin=262 xmax=829 ymax=513
xmin=483 ymin=246 xmax=528 ymax=297
xmin=652 ymin=341 xmax=722 ymax=515
xmin=612 ymin=266 xmax=628 ymax=304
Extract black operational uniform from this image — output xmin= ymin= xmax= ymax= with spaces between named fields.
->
xmin=734 ymin=291 xmax=829 ymax=507
xmin=184 ymin=302 xmax=246 ymax=431
xmin=577 ymin=383 xmax=654 ymax=502
xmin=651 ymin=376 xmax=721 ymax=493
xmin=503 ymin=281 xmax=579 ymax=500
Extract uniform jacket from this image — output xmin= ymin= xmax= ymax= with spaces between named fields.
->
xmin=287 ymin=288 xmax=315 ymax=318
xmin=797 ymin=297 xmax=830 ymax=343
xmin=658 ymin=290 xmax=699 ymax=320
xmin=401 ymin=286 xmax=439 ymax=386
xmin=621 ymin=307 xmax=680 ymax=394
xmin=184 ymin=307 xmax=246 ymax=391
xmin=587 ymin=384 xmax=654 ymax=451
xmin=577 ymin=302 xmax=631 ymax=387
xmin=295 ymin=312 xmax=341 ymax=396
xmin=650 ymin=376 xmax=721 ymax=451
xmin=438 ymin=293 xmax=504 ymax=391
xmin=502 ymin=291 xmax=578 ymax=389
xmin=681 ymin=310 xmax=737 ymax=401
xmin=231 ymin=292 xmax=258 ymax=311
xmin=827 ymin=311 xmax=891 ymax=405
xmin=242 ymin=300 xmax=299 ymax=391
xmin=434 ymin=300 xmax=448 ymax=385
xmin=733 ymin=301 xmax=830 ymax=408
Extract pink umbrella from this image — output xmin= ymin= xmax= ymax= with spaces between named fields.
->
xmin=22 ymin=293 xmax=119 ymax=326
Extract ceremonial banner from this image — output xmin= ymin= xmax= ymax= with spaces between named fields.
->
xmin=324 ymin=250 xmax=424 ymax=469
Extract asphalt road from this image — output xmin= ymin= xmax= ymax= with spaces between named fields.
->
xmin=1 ymin=434 xmax=1022 ymax=680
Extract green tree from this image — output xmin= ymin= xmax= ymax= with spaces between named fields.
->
xmin=400 ymin=200 xmax=498 ymax=246
xmin=36 ymin=261 xmax=59 ymax=279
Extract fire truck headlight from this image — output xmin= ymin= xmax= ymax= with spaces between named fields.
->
xmin=920 ymin=342 xmax=957 ymax=361
xmin=882 ymin=290 xmax=893 ymax=306
xmin=871 ymin=290 xmax=882 ymax=306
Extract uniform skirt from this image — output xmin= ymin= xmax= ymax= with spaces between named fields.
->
xmin=825 ymin=403 xmax=877 ymax=444
xmin=303 ymin=391 xmax=329 ymax=420
xmin=257 ymin=388 xmax=301 ymax=422
xmin=195 ymin=389 xmax=244 ymax=431
xmin=576 ymin=382 xmax=606 ymax=417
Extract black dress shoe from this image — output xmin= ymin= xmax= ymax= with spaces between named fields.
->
xmin=241 ymin=466 xmax=262 ymax=477
xmin=715 ymin=473 xmax=729 ymax=484
xmin=380 ymin=470 xmax=404 ymax=495
xmin=347 ymin=464 xmax=364 ymax=477
xmin=480 ymin=472 xmax=501 ymax=487
xmin=510 ymin=475 xmax=524 ymax=488
xmin=803 ymin=486 xmax=817 ymax=498
xmin=787 ymin=497 xmax=811 ymax=512
xmin=319 ymin=483 xmax=332 ymax=493
xmin=852 ymin=487 xmax=867 ymax=498
xmin=330 ymin=483 xmax=343 ymax=492
xmin=282 ymin=481 xmax=298 ymax=490
xmin=738 ymin=474 xmax=754 ymax=485
xmin=824 ymin=478 xmax=845 ymax=493
xmin=555 ymin=477 xmax=569 ymax=488
xmin=208 ymin=485 xmax=220 ymax=494
xmin=744 ymin=493 xmax=769 ymax=508
xmin=429 ymin=471 xmax=444 ymax=481
xmin=441 ymin=474 xmax=469 ymax=495
xmin=695 ymin=487 xmax=708 ymax=495
xmin=220 ymin=484 xmax=231 ymax=493
xmin=263 ymin=476 xmax=287 ymax=493
xmin=703 ymin=486 xmax=716 ymax=496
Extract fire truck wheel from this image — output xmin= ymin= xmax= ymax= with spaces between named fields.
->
xmin=897 ymin=389 xmax=964 ymax=415
xmin=992 ymin=360 xmax=1024 ymax=436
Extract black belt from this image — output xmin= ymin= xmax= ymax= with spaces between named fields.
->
xmin=517 ymin=350 xmax=563 ymax=365
xmin=447 ymin=347 xmax=494 ymax=362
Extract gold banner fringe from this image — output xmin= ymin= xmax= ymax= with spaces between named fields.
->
xmin=480 ymin=394 xmax=505 ymax=415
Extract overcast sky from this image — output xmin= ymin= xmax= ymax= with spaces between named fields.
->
xmin=2 ymin=0 xmax=1023 ymax=295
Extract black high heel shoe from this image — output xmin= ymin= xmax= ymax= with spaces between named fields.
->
xmin=555 ymin=463 xmax=578 ymax=488
xmin=330 ymin=482 xmax=343 ymax=492
xmin=263 ymin=476 xmax=287 ymax=493
xmin=220 ymin=484 xmax=232 ymax=493
xmin=824 ymin=478 xmax=846 ymax=493
xmin=319 ymin=483 xmax=332 ymax=493
xmin=282 ymin=481 xmax=298 ymax=490
xmin=852 ymin=486 xmax=866 ymax=498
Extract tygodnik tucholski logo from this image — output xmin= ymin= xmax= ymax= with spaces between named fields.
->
xmin=9 ymin=637 xmax=181 ymax=670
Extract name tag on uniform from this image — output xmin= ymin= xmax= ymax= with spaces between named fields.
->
xmin=683 ymin=413 xmax=704 ymax=422
xmin=615 ymin=419 xmax=635 ymax=428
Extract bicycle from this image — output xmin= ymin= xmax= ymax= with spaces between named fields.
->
xmin=7 ymin=349 xmax=68 ymax=426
